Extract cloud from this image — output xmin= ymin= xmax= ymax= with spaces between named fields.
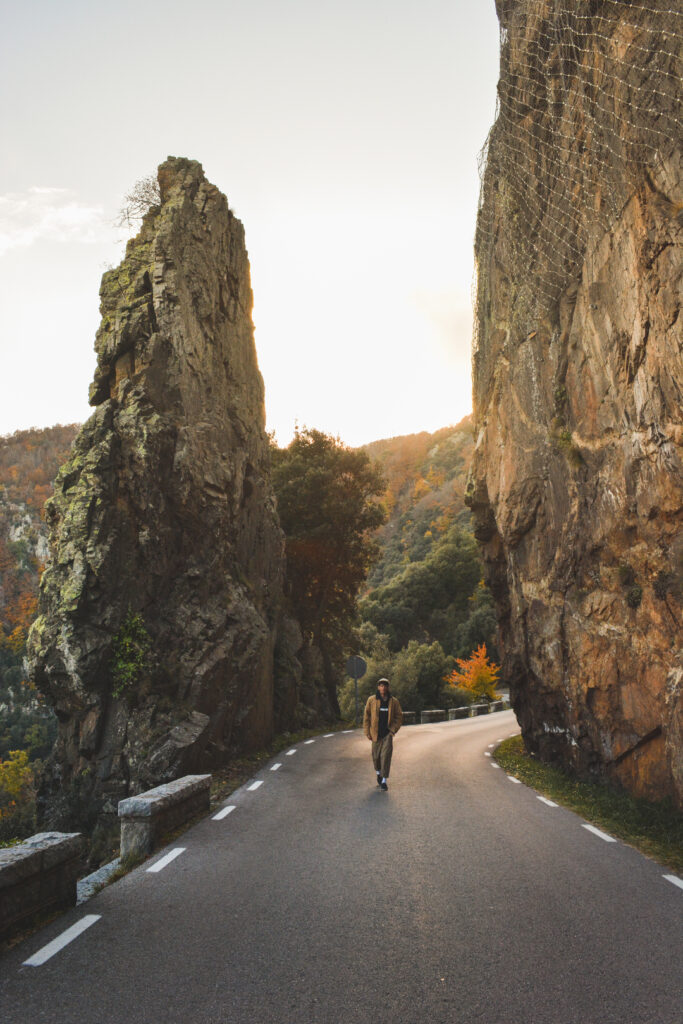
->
xmin=0 ymin=187 xmax=108 ymax=257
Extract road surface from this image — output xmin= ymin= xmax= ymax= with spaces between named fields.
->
xmin=2 ymin=711 xmax=681 ymax=1023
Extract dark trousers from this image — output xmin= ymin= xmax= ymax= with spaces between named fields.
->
xmin=371 ymin=734 xmax=393 ymax=778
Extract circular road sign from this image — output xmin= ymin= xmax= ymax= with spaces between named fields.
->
xmin=345 ymin=655 xmax=367 ymax=679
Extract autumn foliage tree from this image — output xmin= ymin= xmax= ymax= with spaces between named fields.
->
xmin=445 ymin=642 xmax=500 ymax=701
xmin=0 ymin=749 xmax=36 ymax=842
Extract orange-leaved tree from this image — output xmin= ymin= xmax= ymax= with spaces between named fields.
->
xmin=445 ymin=642 xmax=500 ymax=701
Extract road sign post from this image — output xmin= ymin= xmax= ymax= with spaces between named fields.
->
xmin=345 ymin=655 xmax=367 ymax=726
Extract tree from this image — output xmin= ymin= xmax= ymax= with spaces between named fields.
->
xmin=116 ymin=175 xmax=161 ymax=230
xmin=0 ymin=748 xmax=36 ymax=842
xmin=360 ymin=523 xmax=482 ymax=651
xmin=391 ymin=639 xmax=451 ymax=713
xmin=271 ymin=428 xmax=386 ymax=714
xmin=445 ymin=643 xmax=500 ymax=701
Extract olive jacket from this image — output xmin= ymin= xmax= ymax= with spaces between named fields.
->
xmin=363 ymin=693 xmax=403 ymax=742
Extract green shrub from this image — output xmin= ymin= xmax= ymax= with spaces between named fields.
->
xmin=110 ymin=609 xmax=151 ymax=699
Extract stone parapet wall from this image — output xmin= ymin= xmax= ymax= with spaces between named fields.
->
xmin=118 ymin=775 xmax=211 ymax=860
xmin=0 ymin=832 xmax=83 ymax=943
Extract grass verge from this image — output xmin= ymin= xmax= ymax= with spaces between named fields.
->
xmin=495 ymin=736 xmax=683 ymax=874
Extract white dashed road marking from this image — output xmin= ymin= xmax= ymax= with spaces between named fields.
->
xmin=488 ymin=744 xmax=495 ymax=748
xmin=286 ymin=748 xmax=297 ymax=756
xmin=582 ymin=824 xmax=617 ymax=843
xmin=23 ymin=915 xmax=101 ymax=967
xmin=663 ymin=875 xmax=683 ymax=891
xmin=484 ymin=752 xmax=492 ymax=757
xmin=270 ymin=763 xmax=282 ymax=771
xmin=342 ymin=730 xmax=353 ymax=734
xmin=324 ymin=733 xmax=334 ymax=737
xmin=507 ymin=776 xmax=522 ymax=784
xmin=247 ymin=781 xmax=263 ymax=792
xmin=537 ymin=796 xmax=558 ymax=808
xmin=304 ymin=740 xmax=315 ymax=745
xmin=147 ymin=848 xmax=186 ymax=873
xmin=212 ymin=805 xmax=236 ymax=820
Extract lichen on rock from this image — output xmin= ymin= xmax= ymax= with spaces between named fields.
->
xmin=28 ymin=157 xmax=328 ymax=818
xmin=470 ymin=3 xmax=682 ymax=805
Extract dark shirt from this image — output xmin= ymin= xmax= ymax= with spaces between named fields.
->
xmin=377 ymin=696 xmax=390 ymax=739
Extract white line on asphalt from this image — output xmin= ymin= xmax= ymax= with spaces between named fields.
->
xmin=490 ymin=763 xmax=499 ymax=768
xmin=342 ymin=730 xmax=353 ymax=733
xmin=484 ymin=752 xmax=492 ymax=757
xmin=270 ymin=763 xmax=282 ymax=771
xmin=537 ymin=796 xmax=558 ymax=808
xmin=506 ymin=775 xmax=522 ymax=784
xmin=324 ymin=733 xmax=334 ymax=737
xmin=247 ymin=781 xmax=263 ymax=791
xmin=582 ymin=824 xmax=617 ymax=843
xmin=497 ymin=738 xmax=504 ymax=741
xmin=304 ymin=739 xmax=315 ymax=745
xmin=488 ymin=744 xmax=495 ymax=748
xmin=663 ymin=874 xmax=683 ymax=891
xmin=212 ymin=805 xmax=236 ymax=820
xmin=286 ymin=748 xmax=297 ymax=756
xmin=23 ymin=914 xmax=101 ymax=967
xmin=147 ymin=848 xmax=186 ymax=872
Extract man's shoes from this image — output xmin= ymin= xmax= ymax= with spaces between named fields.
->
xmin=376 ymin=773 xmax=382 ymax=786
xmin=380 ymin=780 xmax=388 ymax=791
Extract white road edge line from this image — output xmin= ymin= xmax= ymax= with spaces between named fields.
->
xmin=488 ymin=744 xmax=495 ymax=748
xmin=663 ymin=874 xmax=683 ymax=891
xmin=537 ymin=796 xmax=558 ymax=808
xmin=147 ymin=847 xmax=186 ymax=872
xmin=582 ymin=824 xmax=617 ymax=843
xmin=342 ymin=730 xmax=353 ymax=734
xmin=212 ymin=805 xmax=236 ymax=820
xmin=484 ymin=752 xmax=492 ymax=757
xmin=304 ymin=739 xmax=315 ymax=745
xmin=270 ymin=763 xmax=282 ymax=771
xmin=247 ymin=781 xmax=263 ymax=791
xmin=506 ymin=775 xmax=522 ymax=784
xmin=286 ymin=748 xmax=297 ymax=756
xmin=323 ymin=733 xmax=334 ymax=737
xmin=23 ymin=914 xmax=101 ymax=967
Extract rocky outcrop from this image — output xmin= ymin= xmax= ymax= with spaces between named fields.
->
xmin=469 ymin=3 xmax=682 ymax=804
xmin=28 ymin=158 xmax=327 ymax=817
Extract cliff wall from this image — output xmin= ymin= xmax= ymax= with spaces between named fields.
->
xmin=27 ymin=158 xmax=323 ymax=816
xmin=469 ymin=1 xmax=682 ymax=803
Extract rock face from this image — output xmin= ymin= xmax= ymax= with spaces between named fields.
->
xmin=28 ymin=158 xmax=322 ymax=813
xmin=469 ymin=3 xmax=682 ymax=804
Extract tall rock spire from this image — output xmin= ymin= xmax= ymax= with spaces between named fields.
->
xmin=28 ymin=158 xmax=287 ymax=812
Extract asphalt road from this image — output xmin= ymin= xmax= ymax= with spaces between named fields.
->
xmin=2 ymin=711 xmax=681 ymax=1024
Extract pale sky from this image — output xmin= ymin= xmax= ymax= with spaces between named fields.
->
xmin=0 ymin=0 xmax=500 ymax=447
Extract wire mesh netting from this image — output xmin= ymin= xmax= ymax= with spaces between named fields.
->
xmin=474 ymin=0 xmax=681 ymax=349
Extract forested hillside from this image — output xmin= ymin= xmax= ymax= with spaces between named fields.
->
xmin=363 ymin=416 xmax=474 ymax=588
xmin=0 ymin=425 xmax=78 ymax=789
xmin=342 ymin=418 xmax=500 ymax=718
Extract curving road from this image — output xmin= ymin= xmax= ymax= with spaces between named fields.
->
xmin=2 ymin=711 xmax=682 ymax=1023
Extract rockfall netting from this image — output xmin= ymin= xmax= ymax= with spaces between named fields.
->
xmin=474 ymin=0 xmax=682 ymax=345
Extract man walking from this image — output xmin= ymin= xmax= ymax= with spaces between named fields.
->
xmin=363 ymin=677 xmax=403 ymax=790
